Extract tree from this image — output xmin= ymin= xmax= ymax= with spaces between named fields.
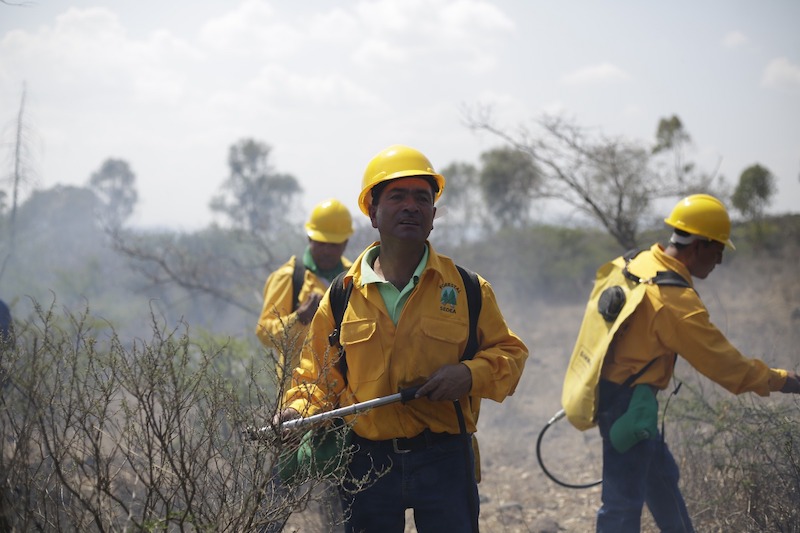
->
xmin=479 ymin=147 xmax=541 ymax=230
xmin=731 ymin=163 xmax=775 ymax=221
xmin=653 ymin=115 xmax=697 ymax=187
xmin=210 ymin=139 xmax=302 ymax=238
xmin=110 ymin=139 xmax=306 ymax=320
xmin=88 ymin=158 xmax=138 ymax=229
xmin=1 ymin=83 xmax=35 ymax=283
xmin=435 ymin=161 xmax=486 ymax=243
xmin=464 ymin=109 xmax=718 ymax=250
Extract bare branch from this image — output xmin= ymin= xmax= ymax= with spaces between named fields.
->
xmin=464 ymin=108 xmax=716 ymax=249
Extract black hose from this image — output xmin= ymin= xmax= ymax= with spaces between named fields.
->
xmin=536 ymin=409 xmax=602 ymax=489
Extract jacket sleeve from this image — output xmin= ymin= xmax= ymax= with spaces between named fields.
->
xmin=463 ymin=277 xmax=529 ymax=402
xmin=660 ymin=292 xmax=787 ymax=396
xmin=282 ymin=289 xmax=345 ymax=417
xmin=255 ymin=264 xmax=298 ymax=349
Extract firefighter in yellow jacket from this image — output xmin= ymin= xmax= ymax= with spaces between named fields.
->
xmin=595 ymin=193 xmax=800 ymax=533
xmin=277 ymin=144 xmax=528 ymax=532
xmin=256 ymin=198 xmax=353 ymax=383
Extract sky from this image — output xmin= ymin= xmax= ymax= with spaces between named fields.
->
xmin=1 ymin=0 xmax=799 ymax=231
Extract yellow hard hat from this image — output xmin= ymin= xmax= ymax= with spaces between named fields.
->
xmin=664 ymin=193 xmax=735 ymax=249
xmin=357 ymin=145 xmax=446 ymax=216
xmin=305 ymin=198 xmax=354 ymax=243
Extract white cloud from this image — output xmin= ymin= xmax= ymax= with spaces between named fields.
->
xmin=0 ymin=7 xmax=200 ymax=107
xmin=306 ymin=7 xmax=360 ymax=43
xmin=354 ymin=0 xmax=424 ymax=35
xmin=761 ymin=57 xmax=800 ymax=89
xmin=621 ymin=104 xmax=643 ymax=119
xmin=350 ymin=0 xmax=512 ymax=73
xmin=246 ymin=64 xmax=383 ymax=108
xmin=541 ymin=100 xmax=566 ymax=116
xmin=561 ymin=63 xmax=631 ymax=86
xmin=199 ymin=0 xmax=301 ymax=58
xmin=3 ymin=0 xmax=798 ymax=228
xmin=352 ymin=38 xmax=409 ymax=68
xmin=440 ymin=0 xmax=515 ymax=37
xmin=722 ymin=30 xmax=748 ymax=48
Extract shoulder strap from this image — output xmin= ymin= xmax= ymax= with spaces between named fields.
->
xmin=622 ymin=248 xmax=644 ymax=262
xmin=620 ymin=353 xmax=679 ymax=389
xmin=617 ymin=249 xmax=687 ymax=388
xmin=621 ymin=248 xmax=691 ymax=289
xmin=652 ymin=270 xmax=691 ymax=288
xmin=327 ymin=272 xmax=353 ymax=383
xmin=620 ymin=358 xmax=657 ymax=389
xmin=291 ymin=257 xmax=306 ymax=312
xmin=327 ymin=272 xmax=352 ymax=350
xmin=456 ymin=265 xmax=482 ymax=361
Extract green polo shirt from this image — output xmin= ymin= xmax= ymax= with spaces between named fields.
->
xmin=360 ymin=244 xmax=428 ymax=325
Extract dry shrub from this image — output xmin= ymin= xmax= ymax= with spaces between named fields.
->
xmin=669 ymin=383 xmax=800 ymax=532
xmin=0 ymin=298 xmax=352 ymax=532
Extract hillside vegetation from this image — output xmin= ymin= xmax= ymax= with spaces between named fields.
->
xmin=1 ymin=214 xmax=799 ymax=531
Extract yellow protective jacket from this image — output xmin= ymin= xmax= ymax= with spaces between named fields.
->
xmin=256 ymin=255 xmax=352 ymax=380
xmin=283 ymin=243 xmax=528 ymax=440
xmin=601 ymin=243 xmax=788 ymax=394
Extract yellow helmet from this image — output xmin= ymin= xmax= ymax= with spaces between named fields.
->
xmin=358 ymin=145 xmax=446 ymax=216
xmin=664 ymin=193 xmax=735 ymax=249
xmin=305 ymin=198 xmax=354 ymax=244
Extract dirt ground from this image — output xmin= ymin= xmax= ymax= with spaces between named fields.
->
xmin=284 ymin=244 xmax=800 ymax=532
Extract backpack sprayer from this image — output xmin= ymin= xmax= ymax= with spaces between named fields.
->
xmin=540 ymin=250 xmax=691 ymax=490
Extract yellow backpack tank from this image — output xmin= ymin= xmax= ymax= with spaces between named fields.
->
xmin=561 ymin=251 xmax=689 ymax=430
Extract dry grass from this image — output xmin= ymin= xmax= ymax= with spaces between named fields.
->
xmin=2 ymin=232 xmax=798 ymax=532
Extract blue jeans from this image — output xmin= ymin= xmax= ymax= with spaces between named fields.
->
xmin=341 ymin=432 xmax=479 ymax=533
xmin=596 ymin=380 xmax=694 ymax=533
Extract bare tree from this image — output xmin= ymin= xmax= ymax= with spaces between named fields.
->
xmin=1 ymin=83 xmax=35 ymax=282
xmin=464 ymin=108 xmax=719 ymax=250
xmin=110 ymin=138 xmax=305 ymax=318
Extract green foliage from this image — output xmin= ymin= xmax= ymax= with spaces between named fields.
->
xmin=653 ymin=114 xmax=691 ymax=155
xmin=451 ymin=224 xmax=618 ymax=306
xmin=436 ymin=161 xmax=485 ymax=243
xmin=479 ymin=147 xmax=541 ymax=229
xmin=732 ymin=163 xmax=776 ymax=220
xmin=88 ymin=158 xmax=138 ymax=229
xmin=210 ymin=138 xmax=303 ymax=236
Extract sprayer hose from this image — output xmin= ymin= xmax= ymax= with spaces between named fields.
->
xmin=536 ymin=409 xmax=602 ymax=490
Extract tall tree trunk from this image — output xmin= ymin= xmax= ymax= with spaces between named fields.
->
xmin=0 ymin=83 xmax=26 ymax=282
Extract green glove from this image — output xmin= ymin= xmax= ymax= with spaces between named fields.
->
xmin=610 ymin=384 xmax=658 ymax=453
xmin=278 ymin=418 xmax=352 ymax=484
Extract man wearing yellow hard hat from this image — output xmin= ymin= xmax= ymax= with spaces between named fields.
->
xmin=594 ymin=193 xmax=800 ymax=532
xmin=277 ymin=144 xmax=528 ymax=532
xmin=256 ymin=198 xmax=354 ymax=382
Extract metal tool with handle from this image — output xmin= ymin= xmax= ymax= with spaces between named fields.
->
xmin=247 ymin=385 xmax=422 ymax=439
